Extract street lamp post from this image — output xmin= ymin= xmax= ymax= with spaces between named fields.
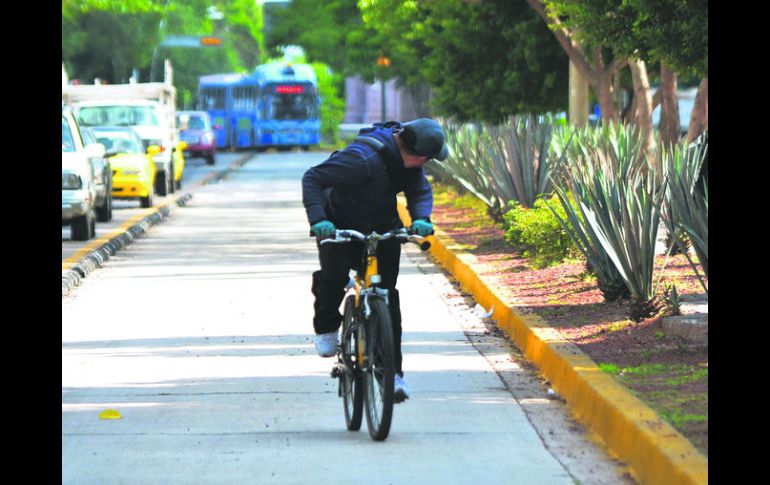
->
xmin=377 ymin=55 xmax=391 ymax=122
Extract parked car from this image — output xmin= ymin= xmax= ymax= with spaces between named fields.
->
xmin=80 ymin=127 xmax=113 ymax=222
xmin=86 ymin=126 xmax=158 ymax=209
xmin=177 ymin=110 xmax=216 ymax=165
xmin=62 ymin=108 xmax=104 ymax=241
xmin=71 ymin=99 xmax=182 ymax=196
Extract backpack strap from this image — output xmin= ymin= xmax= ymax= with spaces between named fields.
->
xmin=354 ymin=135 xmax=385 ymax=152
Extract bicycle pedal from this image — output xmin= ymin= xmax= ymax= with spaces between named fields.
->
xmin=330 ymin=363 xmax=345 ymax=379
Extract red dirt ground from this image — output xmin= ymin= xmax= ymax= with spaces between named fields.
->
xmin=429 ymin=189 xmax=708 ymax=456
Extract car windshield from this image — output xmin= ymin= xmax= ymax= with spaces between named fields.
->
xmin=92 ymin=130 xmax=145 ymax=154
xmin=186 ymin=116 xmax=207 ymax=130
xmin=62 ymin=116 xmax=75 ymax=152
xmin=77 ymin=106 xmax=159 ymax=127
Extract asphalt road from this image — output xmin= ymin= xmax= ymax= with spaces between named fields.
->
xmin=62 ymin=150 xmax=632 ymax=484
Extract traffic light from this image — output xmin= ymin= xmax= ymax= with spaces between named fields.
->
xmin=200 ymin=36 xmax=221 ymax=47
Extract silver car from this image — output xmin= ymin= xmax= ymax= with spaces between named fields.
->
xmin=80 ymin=127 xmax=113 ymax=222
xmin=62 ymin=108 xmax=105 ymax=241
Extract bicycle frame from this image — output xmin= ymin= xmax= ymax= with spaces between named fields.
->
xmin=354 ymin=234 xmax=390 ymax=315
xmin=321 ymin=228 xmax=429 ymax=369
xmin=319 ymin=227 xmax=432 ymax=440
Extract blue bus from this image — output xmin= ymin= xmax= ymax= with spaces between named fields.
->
xmin=197 ymin=64 xmax=321 ymax=151
xmin=250 ymin=63 xmax=321 ymax=151
xmin=196 ymin=73 xmax=243 ymax=149
xmin=230 ymin=75 xmax=260 ymax=149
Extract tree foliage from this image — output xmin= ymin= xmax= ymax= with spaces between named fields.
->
xmin=544 ymin=0 xmax=707 ymax=77
xmin=358 ymin=0 xmax=569 ymax=121
xmin=62 ymin=0 xmax=265 ymax=109
xmin=267 ymin=0 xmax=569 ymax=121
xmin=266 ymin=0 xmax=375 ymax=78
xmin=416 ymin=0 xmax=569 ymax=121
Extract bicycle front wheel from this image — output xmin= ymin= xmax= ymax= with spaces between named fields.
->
xmin=340 ymin=295 xmax=364 ymax=431
xmin=363 ymin=297 xmax=395 ymax=441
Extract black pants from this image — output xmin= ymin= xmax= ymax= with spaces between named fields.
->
xmin=311 ymin=238 xmax=404 ymax=375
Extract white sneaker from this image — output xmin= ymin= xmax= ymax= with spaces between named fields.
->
xmin=394 ymin=374 xmax=411 ymax=403
xmin=314 ymin=331 xmax=338 ymax=358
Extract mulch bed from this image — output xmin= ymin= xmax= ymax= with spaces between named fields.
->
xmin=429 ymin=187 xmax=708 ymax=456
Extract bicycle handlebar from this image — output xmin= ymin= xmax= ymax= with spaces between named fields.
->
xmin=317 ymin=228 xmax=433 ymax=251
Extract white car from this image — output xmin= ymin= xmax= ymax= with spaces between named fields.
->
xmin=70 ymin=99 xmax=179 ymax=197
xmin=62 ymin=108 xmax=105 ymax=241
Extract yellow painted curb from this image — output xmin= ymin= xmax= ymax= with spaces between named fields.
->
xmin=61 ymin=193 xmax=187 ymax=272
xmin=61 ymin=206 xmax=159 ymax=271
xmin=398 ymin=202 xmax=707 ymax=485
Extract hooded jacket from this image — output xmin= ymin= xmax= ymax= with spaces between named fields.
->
xmin=302 ymin=122 xmax=433 ymax=234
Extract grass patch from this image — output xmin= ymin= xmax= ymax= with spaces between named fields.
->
xmin=599 ymin=363 xmax=621 ymax=375
xmin=661 ymin=410 xmax=708 ymax=427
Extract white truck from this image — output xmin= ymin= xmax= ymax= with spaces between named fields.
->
xmin=62 ymin=61 xmax=183 ymax=196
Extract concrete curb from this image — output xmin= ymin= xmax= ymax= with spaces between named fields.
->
xmin=397 ymin=203 xmax=707 ymax=485
xmin=62 ymin=193 xmax=192 ymax=297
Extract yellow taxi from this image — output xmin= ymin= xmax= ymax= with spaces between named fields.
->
xmin=88 ymin=126 xmax=157 ymax=208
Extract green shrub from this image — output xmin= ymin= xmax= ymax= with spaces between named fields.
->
xmin=503 ymin=193 xmax=580 ymax=268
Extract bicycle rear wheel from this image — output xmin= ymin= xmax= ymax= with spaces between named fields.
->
xmin=363 ymin=297 xmax=395 ymax=441
xmin=340 ymin=295 xmax=363 ymax=431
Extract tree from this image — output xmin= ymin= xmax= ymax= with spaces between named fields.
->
xmin=62 ymin=9 xmax=161 ymax=84
xmin=358 ymin=0 xmax=569 ymax=121
xmin=266 ymin=0 xmax=375 ymax=77
xmin=532 ymin=0 xmax=708 ymax=144
xmin=62 ymin=0 xmax=264 ymax=108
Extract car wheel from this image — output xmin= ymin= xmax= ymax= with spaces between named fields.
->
xmin=140 ymin=187 xmax=153 ymax=208
xmin=96 ymin=188 xmax=112 ymax=222
xmin=206 ymin=153 xmax=215 ymax=165
xmin=155 ymin=170 xmax=168 ymax=196
xmin=168 ymin=162 xmax=176 ymax=194
xmin=71 ymin=212 xmax=93 ymax=241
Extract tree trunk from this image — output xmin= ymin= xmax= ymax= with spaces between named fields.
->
xmin=629 ymin=59 xmax=654 ymax=154
xmin=659 ymin=64 xmax=681 ymax=147
xmin=525 ymin=0 xmax=621 ymax=123
xmin=687 ymin=77 xmax=708 ymax=143
xmin=594 ymin=50 xmax=619 ymax=123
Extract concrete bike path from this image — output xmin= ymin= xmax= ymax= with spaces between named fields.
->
xmin=63 ymin=152 xmax=616 ymax=484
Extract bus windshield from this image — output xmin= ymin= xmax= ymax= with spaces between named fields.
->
xmin=77 ymin=106 xmax=159 ymax=127
xmin=265 ymin=92 xmax=318 ymax=120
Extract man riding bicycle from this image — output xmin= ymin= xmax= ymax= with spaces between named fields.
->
xmin=302 ymin=118 xmax=449 ymax=402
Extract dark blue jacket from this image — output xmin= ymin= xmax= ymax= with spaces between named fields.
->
xmin=302 ymin=122 xmax=433 ymax=233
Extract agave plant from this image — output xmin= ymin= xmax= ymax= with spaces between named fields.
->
xmin=549 ymin=182 xmax=631 ymax=302
xmin=437 ymin=115 xmax=570 ymax=220
xmin=550 ymin=122 xmax=667 ymax=320
xmin=436 ymin=120 xmax=504 ymax=216
xmin=658 ymin=138 xmax=708 ymax=293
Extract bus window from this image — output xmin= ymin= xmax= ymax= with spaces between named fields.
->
xmin=199 ymin=87 xmax=226 ymax=110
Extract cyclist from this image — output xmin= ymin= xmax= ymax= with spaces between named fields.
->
xmin=302 ymin=118 xmax=448 ymax=402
